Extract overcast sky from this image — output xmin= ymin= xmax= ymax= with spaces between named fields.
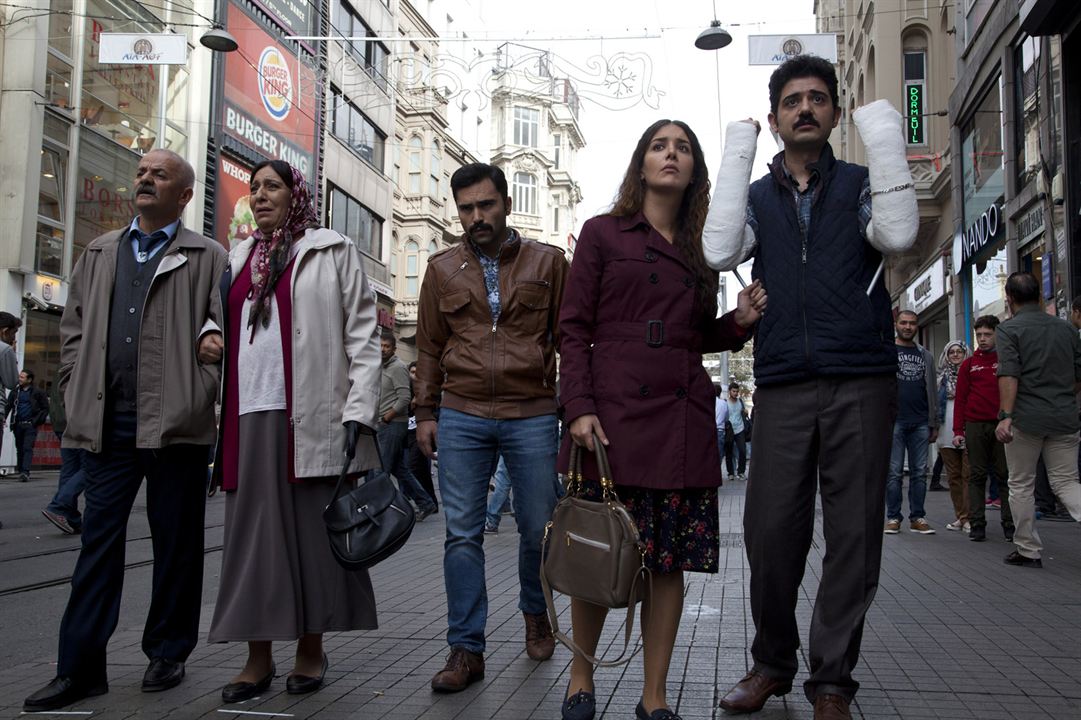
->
xmin=476 ymin=0 xmax=817 ymax=306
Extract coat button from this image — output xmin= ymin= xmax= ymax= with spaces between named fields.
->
xmin=645 ymin=252 xmax=657 ymax=263
xmin=648 ymin=273 xmax=658 ymax=284
xmin=639 ymin=385 xmax=650 ymax=396
xmin=96 ymin=392 xmax=102 ymax=399
xmin=683 ymin=277 xmax=694 ymax=288
xmin=675 ymin=388 xmax=687 ymax=398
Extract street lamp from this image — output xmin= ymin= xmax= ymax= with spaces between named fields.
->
xmin=199 ymin=26 xmax=239 ymax=53
xmin=695 ymin=1 xmax=732 ymax=50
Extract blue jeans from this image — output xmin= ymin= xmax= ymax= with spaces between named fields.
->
xmin=485 ymin=456 xmax=511 ymax=529
xmin=437 ymin=408 xmax=559 ymax=653
xmin=371 ymin=421 xmax=436 ymax=513
xmin=47 ymin=432 xmax=87 ymax=528
xmin=886 ymin=422 xmax=930 ymax=520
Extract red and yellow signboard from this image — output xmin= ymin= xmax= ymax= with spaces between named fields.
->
xmin=215 ymin=154 xmax=258 ymax=250
xmin=220 ymin=3 xmax=317 ymax=185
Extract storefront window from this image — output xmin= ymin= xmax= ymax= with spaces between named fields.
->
xmin=38 ymin=148 xmax=65 ymax=222
xmin=961 ymin=81 xmax=1004 ymax=229
xmin=74 ymin=129 xmax=139 ymax=267
xmin=35 ymin=222 xmax=64 ymax=277
xmin=1015 ymin=38 xmax=1041 ymax=188
xmin=81 ymin=0 xmax=164 ymax=152
xmin=22 ymin=310 xmax=62 ymax=391
xmin=970 ymin=245 xmax=1009 ymax=321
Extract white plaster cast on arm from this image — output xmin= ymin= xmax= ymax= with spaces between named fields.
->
xmin=703 ymin=121 xmax=758 ymax=271
xmin=852 ymin=100 xmax=919 ymax=255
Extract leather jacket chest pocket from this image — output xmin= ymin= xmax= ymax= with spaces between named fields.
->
xmin=439 ymin=289 xmax=474 ymax=333
xmin=514 ymin=281 xmax=550 ymax=333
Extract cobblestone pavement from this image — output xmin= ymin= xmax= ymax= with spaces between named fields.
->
xmin=1 ymin=469 xmax=1078 ymax=719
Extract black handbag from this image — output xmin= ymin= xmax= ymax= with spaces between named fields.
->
xmin=323 ymin=457 xmax=416 ymax=571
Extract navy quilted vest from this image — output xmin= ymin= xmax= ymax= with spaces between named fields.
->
xmin=749 ymin=149 xmax=896 ymax=386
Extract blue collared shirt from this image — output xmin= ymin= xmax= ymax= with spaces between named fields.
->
xmin=469 ymin=228 xmax=520 ymax=323
xmin=127 ymin=217 xmax=180 ymax=264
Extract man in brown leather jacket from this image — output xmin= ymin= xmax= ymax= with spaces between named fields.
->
xmin=416 ymin=163 xmax=567 ymax=692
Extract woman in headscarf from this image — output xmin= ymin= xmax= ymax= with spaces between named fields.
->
xmin=206 ymin=160 xmax=382 ymax=702
xmin=937 ymin=340 xmax=971 ymax=532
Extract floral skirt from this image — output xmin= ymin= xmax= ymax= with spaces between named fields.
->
xmin=579 ymin=481 xmax=720 ymax=574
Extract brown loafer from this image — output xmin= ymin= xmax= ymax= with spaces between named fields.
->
xmin=430 ymin=646 xmax=484 ymax=693
xmin=719 ymin=671 xmax=792 ymax=713
xmin=813 ymin=693 xmax=852 ymax=720
xmin=524 ymin=611 xmax=555 ymax=661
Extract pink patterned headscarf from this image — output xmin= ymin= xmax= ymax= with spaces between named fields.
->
xmin=247 ymin=162 xmax=318 ymax=339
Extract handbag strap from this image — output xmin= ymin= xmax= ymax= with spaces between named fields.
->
xmin=540 ymin=540 xmax=652 ymax=667
xmin=328 ymin=431 xmax=381 ymax=506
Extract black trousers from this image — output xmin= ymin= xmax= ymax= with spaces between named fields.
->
xmin=745 ymin=374 xmax=895 ymax=702
xmin=724 ymin=428 xmax=747 ymax=475
xmin=13 ymin=421 xmax=38 ymax=474
xmin=406 ymin=427 xmax=437 ymax=509
xmin=57 ymin=412 xmax=209 ymax=683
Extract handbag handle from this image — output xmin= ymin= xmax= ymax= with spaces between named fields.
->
xmin=566 ymin=432 xmax=617 ymax=500
xmin=327 ymin=430 xmax=380 ymax=507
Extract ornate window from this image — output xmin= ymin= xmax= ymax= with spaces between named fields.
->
xmin=512 ymin=172 xmax=537 ymax=215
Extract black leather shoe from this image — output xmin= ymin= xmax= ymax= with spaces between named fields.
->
xmin=286 ymin=653 xmax=328 ymax=695
xmin=24 ymin=676 xmax=108 ymax=711
xmin=1004 ymin=550 xmax=1042 ymax=568
xmin=561 ymin=687 xmax=596 ymax=720
xmin=635 ymin=699 xmax=682 ymax=720
xmin=142 ymin=658 xmax=184 ymax=692
xmin=222 ymin=666 xmax=276 ymax=703
xmin=969 ymin=527 xmax=986 ymax=542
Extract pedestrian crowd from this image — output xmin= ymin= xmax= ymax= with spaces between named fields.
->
xmin=6 ymin=55 xmax=1079 ymax=720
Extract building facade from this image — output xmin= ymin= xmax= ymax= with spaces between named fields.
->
xmin=389 ymin=0 xmax=476 ymax=359
xmin=489 ymin=43 xmax=585 ymax=257
xmin=816 ymin=0 xmax=957 ymax=357
xmin=948 ymin=0 xmax=1075 ymax=339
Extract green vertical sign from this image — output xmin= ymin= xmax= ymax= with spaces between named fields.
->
xmin=907 ymin=83 xmax=924 ymax=145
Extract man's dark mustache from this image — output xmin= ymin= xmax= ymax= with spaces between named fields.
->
xmin=136 ymin=184 xmax=156 ymax=196
xmin=794 ymin=117 xmax=819 ymax=129
xmin=469 ymin=222 xmax=493 ymax=235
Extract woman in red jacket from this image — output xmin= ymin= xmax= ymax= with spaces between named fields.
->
xmin=556 ymin=119 xmax=766 ymax=720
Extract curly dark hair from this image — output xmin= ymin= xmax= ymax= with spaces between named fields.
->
xmin=768 ymin=54 xmax=839 ymax=115
xmin=609 ymin=119 xmax=718 ymax=316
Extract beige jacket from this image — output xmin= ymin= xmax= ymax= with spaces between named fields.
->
xmin=226 ymin=228 xmax=381 ymax=477
xmin=59 ymin=226 xmax=228 ymax=451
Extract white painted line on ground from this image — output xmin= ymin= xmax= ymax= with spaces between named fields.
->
xmin=216 ymin=711 xmax=295 ymax=718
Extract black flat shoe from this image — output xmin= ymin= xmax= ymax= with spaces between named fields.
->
xmin=142 ymin=658 xmax=184 ymax=692
xmin=286 ymin=653 xmax=328 ymax=695
xmin=24 ymin=676 xmax=108 ymax=711
xmin=635 ymin=699 xmax=682 ymax=720
xmin=562 ymin=687 xmax=596 ymax=720
xmin=221 ymin=666 xmax=275 ymax=703
xmin=1004 ymin=550 xmax=1042 ymax=568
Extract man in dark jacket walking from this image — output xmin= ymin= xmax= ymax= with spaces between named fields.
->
xmin=5 ymin=370 xmax=49 ymax=482
xmin=702 ymin=55 xmax=918 ymax=720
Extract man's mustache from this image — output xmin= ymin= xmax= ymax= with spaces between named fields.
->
xmin=135 ymin=183 xmax=156 ymax=196
xmin=794 ymin=116 xmax=819 ymax=129
xmin=468 ymin=222 xmax=493 ymax=235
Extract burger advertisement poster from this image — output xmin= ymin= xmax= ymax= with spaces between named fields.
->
xmin=215 ymin=154 xmax=256 ymax=250
xmin=219 ymin=2 xmax=317 ymax=184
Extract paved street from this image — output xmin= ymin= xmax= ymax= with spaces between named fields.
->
xmin=1 ymin=469 xmax=1078 ymax=719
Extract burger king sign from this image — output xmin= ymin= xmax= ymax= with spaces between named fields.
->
xmin=258 ymin=46 xmax=293 ymax=121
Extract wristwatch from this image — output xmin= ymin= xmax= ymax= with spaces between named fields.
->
xmin=998 ymin=410 xmax=1014 ymax=420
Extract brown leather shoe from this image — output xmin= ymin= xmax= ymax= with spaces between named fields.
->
xmin=430 ymin=647 xmax=484 ymax=693
xmin=813 ymin=693 xmax=851 ymax=719
xmin=523 ymin=612 xmax=555 ymax=661
xmin=719 ymin=671 xmax=792 ymax=713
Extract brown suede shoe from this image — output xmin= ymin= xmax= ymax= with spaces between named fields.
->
xmin=430 ymin=647 xmax=484 ymax=693
xmin=813 ymin=694 xmax=852 ymax=720
xmin=523 ymin=612 xmax=555 ymax=661
xmin=718 ymin=671 xmax=792 ymax=713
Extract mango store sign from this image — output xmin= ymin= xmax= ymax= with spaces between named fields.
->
xmin=906 ymin=257 xmax=945 ymax=314
xmin=952 ymin=201 xmax=1003 ymax=275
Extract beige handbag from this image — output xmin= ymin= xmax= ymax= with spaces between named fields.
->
xmin=540 ymin=435 xmax=652 ymax=667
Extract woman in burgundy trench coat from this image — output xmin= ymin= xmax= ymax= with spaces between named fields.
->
xmin=556 ymin=120 xmax=767 ymax=720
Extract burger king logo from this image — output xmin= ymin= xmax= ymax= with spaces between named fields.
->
xmin=258 ymin=46 xmax=293 ymax=121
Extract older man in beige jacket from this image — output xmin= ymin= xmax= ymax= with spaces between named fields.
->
xmin=25 ymin=149 xmax=227 ymax=712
